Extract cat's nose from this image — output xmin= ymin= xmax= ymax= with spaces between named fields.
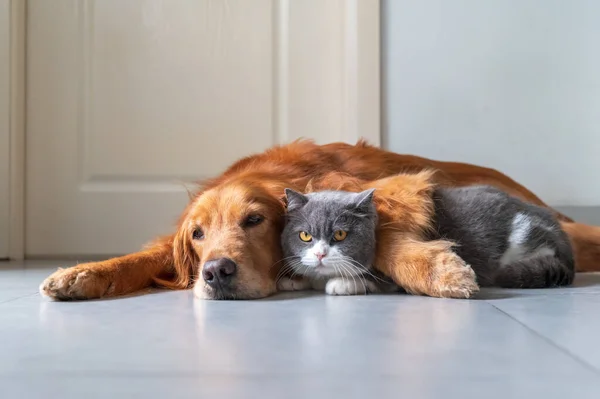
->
xmin=316 ymin=252 xmax=326 ymax=261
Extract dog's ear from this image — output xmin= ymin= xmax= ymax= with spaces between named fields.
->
xmin=151 ymin=224 xmax=200 ymax=290
xmin=171 ymin=224 xmax=200 ymax=289
xmin=284 ymin=188 xmax=309 ymax=212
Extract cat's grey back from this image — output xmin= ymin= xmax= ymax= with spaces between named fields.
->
xmin=430 ymin=185 xmax=574 ymax=287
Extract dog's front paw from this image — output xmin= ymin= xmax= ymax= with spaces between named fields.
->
xmin=39 ymin=264 xmax=115 ymax=301
xmin=431 ymin=252 xmax=479 ymax=299
xmin=325 ymin=278 xmax=366 ymax=296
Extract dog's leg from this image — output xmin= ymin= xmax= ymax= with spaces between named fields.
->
xmin=39 ymin=236 xmax=176 ymax=300
xmin=374 ymin=234 xmax=479 ymax=299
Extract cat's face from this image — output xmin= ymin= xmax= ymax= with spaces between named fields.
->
xmin=281 ymin=189 xmax=378 ymax=279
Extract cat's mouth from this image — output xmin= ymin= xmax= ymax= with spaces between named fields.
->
xmin=312 ymin=262 xmax=338 ymax=277
xmin=298 ymin=259 xmax=340 ymax=277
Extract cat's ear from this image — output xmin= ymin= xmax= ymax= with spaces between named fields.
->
xmin=284 ymin=188 xmax=309 ymax=212
xmin=354 ymin=188 xmax=376 ymax=214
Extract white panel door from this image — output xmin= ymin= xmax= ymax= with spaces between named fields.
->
xmin=26 ymin=0 xmax=379 ymax=256
xmin=0 ymin=0 xmax=9 ymax=258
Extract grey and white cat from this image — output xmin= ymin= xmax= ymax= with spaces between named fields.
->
xmin=430 ymin=185 xmax=575 ymax=288
xmin=279 ymin=184 xmax=575 ymax=296
xmin=278 ymin=188 xmax=397 ymax=296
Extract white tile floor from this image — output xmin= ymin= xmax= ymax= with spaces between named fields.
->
xmin=2 ymin=260 xmax=600 ymax=398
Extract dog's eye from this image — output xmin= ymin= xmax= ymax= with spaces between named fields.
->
xmin=243 ymin=214 xmax=264 ymax=227
xmin=192 ymin=228 xmax=204 ymax=240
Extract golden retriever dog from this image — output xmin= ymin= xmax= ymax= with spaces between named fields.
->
xmin=39 ymin=140 xmax=600 ymax=300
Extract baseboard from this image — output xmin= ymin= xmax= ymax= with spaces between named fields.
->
xmin=24 ymin=254 xmax=125 ymax=262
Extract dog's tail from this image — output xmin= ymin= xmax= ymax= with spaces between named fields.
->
xmin=561 ymin=221 xmax=600 ymax=272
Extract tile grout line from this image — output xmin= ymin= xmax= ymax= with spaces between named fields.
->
xmin=0 ymin=292 xmax=39 ymax=305
xmin=489 ymin=302 xmax=600 ymax=377
xmin=478 ymin=291 xmax=600 ymax=301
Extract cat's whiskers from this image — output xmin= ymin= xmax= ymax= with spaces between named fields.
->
xmin=274 ymin=259 xmax=295 ymax=277
xmin=337 ymin=261 xmax=364 ymax=293
xmin=340 ymin=261 xmax=369 ymax=293
xmin=324 ymin=256 xmax=363 ymax=292
xmin=275 ymin=258 xmax=306 ymax=284
xmin=332 ymin=262 xmax=354 ymax=292
xmin=339 ymin=256 xmax=391 ymax=284
xmin=274 ymin=265 xmax=294 ymax=284
xmin=286 ymin=260 xmax=306 ymax=283
xmin=273 ymin=256 xmax=303 ymax=284
xmin=325 ymin=256 xmax=363 ymax=277
xmin=330 ymin=263 xmax=341 ymax=282
xmin=289 ymin=259 xmax=319 ymax=284
xmin=343 ymin=256 xmax=383 ymax=281
xmin=328 ymin=257 xmax=358 ymax=292
xmin=271 ymin=255 xmax=302 ymax=271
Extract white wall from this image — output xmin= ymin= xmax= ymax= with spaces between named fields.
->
xmin=383 ymin=0 xmax=600 ymax=207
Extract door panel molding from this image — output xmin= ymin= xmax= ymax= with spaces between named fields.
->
xmin=0 ymin=0 xmax=8 ymax=259
xmin=276 ymin=0 xmax=380 ymax=146
xmin=1 ymin=0 xmax=25 ymax=260
xmin=25 ymin=0 xmax=381 ymax=256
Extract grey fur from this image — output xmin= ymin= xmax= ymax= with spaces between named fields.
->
xmin=429 ymin=185 xmax=575 ymax=288
xmin=281 ymin=189 xmax=396 ymax=294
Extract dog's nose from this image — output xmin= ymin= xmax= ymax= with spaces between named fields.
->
xmin=202 ymin=258 xmax=237 ymax=287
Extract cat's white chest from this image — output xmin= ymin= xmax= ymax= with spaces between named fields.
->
xmin=277 ymin=276 xmax=379 ymax=296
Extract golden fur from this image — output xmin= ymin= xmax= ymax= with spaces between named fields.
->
xmin=40 ymin=140 xmax=600 ymax=300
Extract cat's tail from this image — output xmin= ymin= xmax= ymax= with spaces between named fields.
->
xmin=493 ymin=254 xmax=575 ymax=288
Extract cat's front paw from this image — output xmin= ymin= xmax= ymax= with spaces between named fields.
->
xmin=277 ymin=277 xmax=312 ymax=292
xmin=325 ymin=278 xmax=366 ymax=296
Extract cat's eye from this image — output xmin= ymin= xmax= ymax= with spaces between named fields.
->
xmin=299 ymin=231 xmax=313 ymax=242
xmin=192 ymin=228 xmax=204 ymax=240
xmin=333 ymin=230 xmax=347 ymax=241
